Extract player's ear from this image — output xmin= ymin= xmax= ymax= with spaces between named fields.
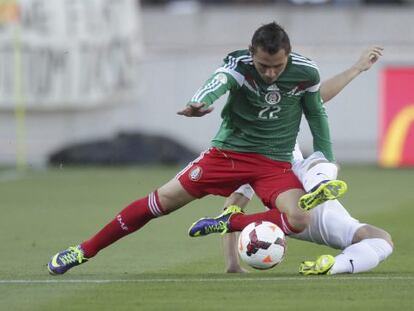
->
xmin=248 ymin=45 xmax=255 ymax=55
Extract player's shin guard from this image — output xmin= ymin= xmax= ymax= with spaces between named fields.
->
xmin=330 ymin=238 xmax=393 ymax=274
xmin=229 ymin=209 xmax=302 ymax=235
xmin=80 ymin=191 xmax=166 ymax=258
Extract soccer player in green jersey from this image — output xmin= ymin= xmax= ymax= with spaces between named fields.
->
xmin=47 ymin=22 xmax=345 ymax=275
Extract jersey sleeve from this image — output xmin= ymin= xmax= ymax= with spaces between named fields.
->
xmin=301 ymin=69 xmax=335 ymax=162
xmin=188 ymin=54 xmax=245 ymax=107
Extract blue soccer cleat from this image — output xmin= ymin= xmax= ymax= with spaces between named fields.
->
xmin=188 ymin=205 xmax=243 ymax=237
xmin=299 ymin=180 xmax=348 ymax=211
xmin=47 ymin=245 xmax=88 ymax=275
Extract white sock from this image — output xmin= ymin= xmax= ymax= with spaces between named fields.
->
xmin=330 ymin=238 xmax=393 ymax=274
xmin=302 ymin=163 xmax=338 ymax=192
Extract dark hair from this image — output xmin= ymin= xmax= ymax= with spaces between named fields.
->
xmin=250 ymin=22 xmax=291 ymax=55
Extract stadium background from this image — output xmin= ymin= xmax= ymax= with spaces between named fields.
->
xmin=1 ymin=0 xmax=413 ymax=167
xmin=0 ymin=1 xmax=413 ymax=311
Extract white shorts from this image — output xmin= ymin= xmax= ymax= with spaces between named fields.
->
xmin=290 ymin=200 xmax=365 ymax=249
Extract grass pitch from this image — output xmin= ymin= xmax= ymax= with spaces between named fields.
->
xmin=0 ymin=165 xmax=413 ymax=310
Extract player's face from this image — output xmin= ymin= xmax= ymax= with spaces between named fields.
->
xmin=252 ymin=47 xmax=289 ymax=84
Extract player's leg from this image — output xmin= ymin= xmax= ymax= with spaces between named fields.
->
xmin=274 ymin=188 xmax=310 ymax=232
xmin=81 ymin=178 xmax=195 ymax=258
xmin=228 ymin=188 xmax=310 ymax=235
xmin=188 ymin=195 xmax=305 ymax=237
xmin=300 ymin=226 xmax=393 ymax=275
xmin=226 ymin=156 xmax=336 ymax=233
xmin=296 ymin=200 xmax=393 ymax=275
xmin=203 ymin=184 xmax=299 ymax=273
xmin=293 ymin=152 xmax=347 ymax=211
xmin=47 ymin=178 xmax=196 ymax=275
xmin=189 ymin=170 xmax=309 ymax=236
xmin=223 ymin=153 xmax=346 ymax=273
xmin=48 ymin=147 xmax=248 ymax=275
xmin=327 ymin=225 xmax=393 ymax=275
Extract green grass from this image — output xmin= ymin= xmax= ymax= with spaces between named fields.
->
xmin=0 ymin=165 xmax=413 ymax=310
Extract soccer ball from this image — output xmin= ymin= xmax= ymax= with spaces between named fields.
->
xmin=238 ymin=221 xmax=286 ymax=270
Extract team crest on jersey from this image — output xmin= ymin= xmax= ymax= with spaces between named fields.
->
xmin=265 ymin=91 xmax=281 ymax=105
xmin=189 ymin=166 xmax=203 ymax=181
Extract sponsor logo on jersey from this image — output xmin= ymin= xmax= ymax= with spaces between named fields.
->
xmin=189 ymin=166 xmax=203 ymax=181
xmin=265 ymin=91 xmax=281 ymax=105
xmin=267 ymin=84 xmax=279 ymax=91
xmin=214 ymin=73 xmax=228 ymax=85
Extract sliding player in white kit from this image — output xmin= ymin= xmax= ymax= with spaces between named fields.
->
xmin=219 ymin=47 xmax=393 ymax=275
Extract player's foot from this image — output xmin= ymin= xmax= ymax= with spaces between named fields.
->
xmin=299 ymin=180 xmax=348 ymax=211
xmin=47 ymin=245 xmax=88 ymax=275
xmin=299 ymin=254 xmax=335 ymax=276
xmin=188 ymin=205 xmax=243 ymax=237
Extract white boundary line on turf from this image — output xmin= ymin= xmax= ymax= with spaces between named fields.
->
xmin=1 ymin=276 xmax=413 ymax=284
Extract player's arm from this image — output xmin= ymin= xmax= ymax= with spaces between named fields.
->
xmin=320 ymin=46 xmax=383 ymax=103
xmin=222 ymin=192 xmax=250 ymax=273
xmin=177 ymin=59 xmax=244 ymax=117
xmin=302 ymin=86 xmax=334 ymax=162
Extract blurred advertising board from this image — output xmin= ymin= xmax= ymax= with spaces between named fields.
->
xmin=0 ymin=0 xmax=142 ymax=110
xmin=380 ymin=68 xmax=414 ymax=167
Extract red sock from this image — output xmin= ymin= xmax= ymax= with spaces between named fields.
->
xmin=229 ymin=209 xmax=301 ymax=235
xmin=81 ymin=191 xmax=164 ymax=258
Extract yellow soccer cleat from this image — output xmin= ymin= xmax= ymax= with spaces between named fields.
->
xmin=299 ymin=254 xmax=335 ymax=275
xmin=299 ymin=180 xmax=348 ymax=211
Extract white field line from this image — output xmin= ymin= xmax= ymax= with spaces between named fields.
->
xmin=0 ymin=276 xmax=413 ymax=284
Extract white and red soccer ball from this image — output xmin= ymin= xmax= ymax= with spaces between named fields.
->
xmin=238 ymin=221 xmax=286 ymax=270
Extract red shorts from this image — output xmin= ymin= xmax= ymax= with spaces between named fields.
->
xmin=176 ymin=148 xmax=303 ymax=209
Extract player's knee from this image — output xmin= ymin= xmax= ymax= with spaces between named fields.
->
xmin=288 ymin=210 xmax=311 ymax=232
xmin=380 ymin=230 xmax=393 ymax=248
xmin=353 ymin=225 xmax=394 ymax=248
xmin=157 ymin=180 xmax=195 ymax=214
xmin=157 ymin=190 xmax=180 ymax=214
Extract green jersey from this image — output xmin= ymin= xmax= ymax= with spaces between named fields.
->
xmin=189 ymin=49 xmax=333 ymax=162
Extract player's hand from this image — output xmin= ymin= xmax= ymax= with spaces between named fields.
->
xmin=177 ymin=102 xmax=214 ymax=117
xmin=226 ymin=265 xmax=249 ymax=274
xmin=353 ymin=46 xmax=383 ymax=73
